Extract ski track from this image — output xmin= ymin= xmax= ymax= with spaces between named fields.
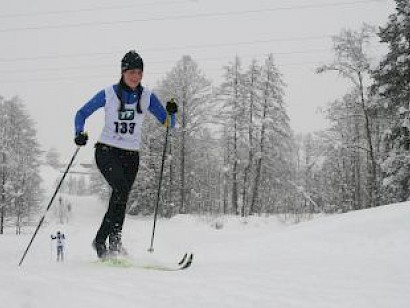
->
xmin=1 ymin=180 xmax=410 ymax=308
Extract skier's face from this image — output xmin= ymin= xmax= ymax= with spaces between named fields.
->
xmin=123 ymin=69 xmax=143 ymax=89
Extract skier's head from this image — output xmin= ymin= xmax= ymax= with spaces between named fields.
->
xmin=56 ymin=231 xmax=60 ymax=235
xmin=121 ymin=50 xmax=143 ymax=72
xmin=121 ymin=50 xmax=143 ymax=89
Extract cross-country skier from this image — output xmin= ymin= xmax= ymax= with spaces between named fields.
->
xmin=51 ymin=231 xmax=65 ymax=262
xmin=74 ymin=50 xmax=178 ymax=260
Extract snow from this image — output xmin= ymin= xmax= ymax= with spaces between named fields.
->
xmin=1 ymin=171 xmax=410 ymax=307
xmin=39 ymin=164 xmax=59 ymax=193
xmin=398 ymin=106 xmax=407 ymax=115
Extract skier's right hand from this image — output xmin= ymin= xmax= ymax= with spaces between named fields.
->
xmin=74 ymin=132 xmax=88 ymax=146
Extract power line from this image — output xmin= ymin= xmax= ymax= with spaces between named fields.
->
xmin=0 ymin=48 xmax=331 ymax=75
xmin=0 ymin=42 xmax=385 ymax=83
xmin=0 ymin=0 xmax=384 ymax=33
xmin=0 ymin=59 xmax=335 ymax=84
xmin=0 ymin=30 xmax=382 ymax=64
xmin=0 ymin=35 xmax=332 ymax=63
xmin=0 ymin=0 xmax=191 ymax=19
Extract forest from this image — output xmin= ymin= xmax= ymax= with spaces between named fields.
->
xmin=0 ymin=0 xmax=409 ymax=232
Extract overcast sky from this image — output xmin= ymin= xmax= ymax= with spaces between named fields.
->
xmin=0 ymin=0 xmax=395 ymax=162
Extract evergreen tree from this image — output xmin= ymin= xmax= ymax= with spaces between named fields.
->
xmin=129 ymin=55 xmax=212 ymax=215
xmin=218 ymin=55 xmax=293 ymax=216
xmin=156 ymin=55 xmax=212 ymax=214
xmin=250 ymin=54 xmax=293 ymax=215
xmin=219 ymin=56 xmax=247 ymax=215
xmin=0 ymin=96 xmax=42 ymax=234
xmin=241 ymin=60 xmax=262 ymax=216
xmin=372 ymin=0 xmax=410 ymax=202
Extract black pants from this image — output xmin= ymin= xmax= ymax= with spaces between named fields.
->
xmin=94 ymin=143 xmax=139 ymax=249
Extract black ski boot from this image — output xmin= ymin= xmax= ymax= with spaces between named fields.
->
xmin=92 ymin=239 xmax=107 ymax=260
xmin=109 ymin=229 xmax=128 ymax=257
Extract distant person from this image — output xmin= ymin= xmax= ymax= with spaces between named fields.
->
xmin=73 ymin=50 xmax=178 ymax=260
xmin=51 ymin=231 xmax=65 ymax=262
xmin=67 ymin=202 xmax=72 ymax=223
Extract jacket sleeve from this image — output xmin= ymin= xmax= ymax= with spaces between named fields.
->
xmin=74 ymin=90 xmax=106 ymax=135
xmin=148 ymin=93 xmax=176 ymax=128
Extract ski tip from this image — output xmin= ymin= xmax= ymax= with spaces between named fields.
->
xmin=178 ymin=253 xmax=188 ymax=265
xmin=180 ymin=253 xmax=194 ymax=270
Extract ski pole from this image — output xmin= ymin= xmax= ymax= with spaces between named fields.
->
xmin=148 ymin=115 xmax=171 ymax=253
xmin=18 ymin=146 xmax=81 ymax=266
xmin=50 ymin=236 xmax=53 ymax=262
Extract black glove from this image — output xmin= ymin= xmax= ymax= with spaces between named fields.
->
xmin=74 ymin=132 xmax=88 ymax=146
xmin=166 ymin=99 xmax=178 ymax=115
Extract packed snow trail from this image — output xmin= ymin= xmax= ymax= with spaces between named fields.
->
xmin=1 ymin=169 xmax=409 ymax=308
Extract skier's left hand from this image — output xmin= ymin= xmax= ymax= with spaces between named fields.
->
xmin=74 ymin=132 xmax=88 ymax=146
xmin=166 ymin=98 xmax=178 ymax=115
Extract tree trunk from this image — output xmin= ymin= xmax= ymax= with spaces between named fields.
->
xmin=232 ymin=131 xmax=238 ymax=215
xmin=358 ymin=73 xmax=378 ymax=207
xmin=231 ymin=70 xmax=239 ymax=215
xmin=180 ymin=98 xmax=186 ymax=214
xmin=242 ymin=72 xmax=255 ymax=217
xmin=354 ymin=119 xmax=361 ymax=210
xmin=0 ymin=152 xmax=5 ymax=235
xmin=250 ymin=96 xmax=268 ymax=215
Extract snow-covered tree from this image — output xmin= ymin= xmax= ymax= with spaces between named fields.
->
xmin=219 ymin=56 xmax=248 ymax=215
xmin=217 ymin=55 xmax=293 ymax=216
xmin=129 ymin=55 xmax=212 ymax=215
xmin=371 ymin=0 xmax=410 ymax=202
xmin=240 ymin=59 xmax=262 ymax=216
xmin=156 ymin=55 xmax=212 ymax=214
xmin=317 ymin=24 xmax=379 ymax=208
xmin=0 ymin=96 xmax=42 ymax=234
xmin=304 ymin=92 xmax=372 ymax=211
xmin=250 ymin=54 xmax=293 ymax=215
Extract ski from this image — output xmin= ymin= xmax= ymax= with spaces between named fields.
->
xmin=96 ymin=252 xmax=194 ymax=271
xmin=178 ymin=252 xmax=188 ymax=265
xmin=140 ymin=253 xmax=194 ymax=271
xmin=179 ymin=253 xmax=193 ymax=270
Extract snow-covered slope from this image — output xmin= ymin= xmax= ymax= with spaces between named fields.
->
xmin=39 ymin=164 xmax=61 ymax=197
xmin=1 ymin=170 xmax=409 ymax=307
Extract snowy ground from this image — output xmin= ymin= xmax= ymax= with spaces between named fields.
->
xmin=1 ymin=169 xmax=409 ymax=307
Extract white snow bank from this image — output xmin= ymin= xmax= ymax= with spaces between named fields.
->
xmin=1 ymin=189 xmax=409 ymax=308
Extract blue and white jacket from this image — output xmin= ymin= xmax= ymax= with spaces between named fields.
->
xmin=75 ymin=82 xmax=175 ymax=151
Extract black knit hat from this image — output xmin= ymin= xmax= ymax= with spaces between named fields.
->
xmin=121 ymin=50 xmax=143 ymax=72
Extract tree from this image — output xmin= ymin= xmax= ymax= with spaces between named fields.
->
xmin=250 ymin=54 xmax=293 ymax=215
xmin=241 ymin=60 xmax=262 ymax=216
xmin=155 ymin=55 xmax=212 ymax=214
xmin=317 ymin=24 xmax=379 ymax=208
xmin=0 ymin=96 xmax=42 ymax=234
xmin=128 ymin=55 xmax=212 ymax=216
xmin=219 ymin=56 xmax=247 ymax=215
xmin=371 ymin=0 xmax=410 ymax=202
xmin=217 ymin=55 xmax=293 ymax=216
